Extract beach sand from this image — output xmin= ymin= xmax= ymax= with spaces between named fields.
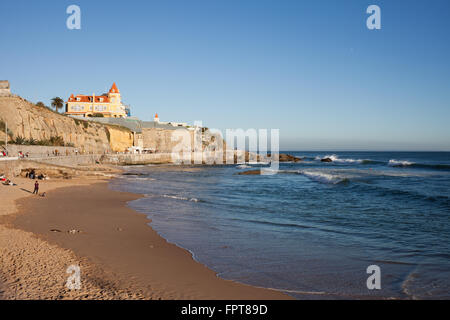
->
xmin=0 ymin=176 xmax=288 ymax=300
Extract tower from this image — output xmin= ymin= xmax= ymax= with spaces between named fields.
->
xmin=154 ymin=113 xmax=159 ymax=122
xmin=108 ymin=82 xmax=121 ymax=105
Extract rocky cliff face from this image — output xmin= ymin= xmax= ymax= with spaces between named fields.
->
xmin=0 ymin=96 xmax=133 ymax=153
xmin=106 ymin=126 xmax=134 ymax=153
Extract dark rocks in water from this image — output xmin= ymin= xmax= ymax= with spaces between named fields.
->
xmin=238 ymin=169 xmax=262 ymax=175
xmin=268 ymin=153 xmax=302 ymax=162
xmin=321 ymin=157 xmax=333 ymax=162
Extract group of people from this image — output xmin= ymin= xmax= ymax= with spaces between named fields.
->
xmin=0 ymin=150 xmax=30 ymax=158
xmin=18 ymin=151 xmax=30 ymax=158
xmin=1 ymin=172 xmax=44 ymax=196
xmin=25 ymin=169 xmax=46 ymax=180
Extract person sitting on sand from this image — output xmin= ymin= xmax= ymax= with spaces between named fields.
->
xmin=33 ymin=181 xmax=39 ymax=194
xmin=2 ymin=179 xmax=14 ymax=186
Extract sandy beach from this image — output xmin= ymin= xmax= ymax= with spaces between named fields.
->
xmin=0 ymin=175 xmax=288 ymax=300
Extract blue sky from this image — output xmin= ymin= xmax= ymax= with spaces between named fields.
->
xmin=1 ymin=0 xmax=449 ymax=151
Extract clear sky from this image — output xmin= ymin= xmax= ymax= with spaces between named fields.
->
xmin=1 ymin=0 xmax=449 ymax=151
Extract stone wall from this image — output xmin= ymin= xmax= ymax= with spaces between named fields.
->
xmin=0 ymin=159 xmax=17 ymax=177
xmin=0 ymin=156 xmax=102 ymax=178
xmin=2 ymin=144 xmax=76 ymax=158
xmin=100 ymin=153 xmax=174 ymax=165
xmin=25 ymin=154 xmax=101 ymax=167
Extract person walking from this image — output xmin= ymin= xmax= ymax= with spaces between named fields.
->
xmin=33 ymin=181 xmax=39 ymax=195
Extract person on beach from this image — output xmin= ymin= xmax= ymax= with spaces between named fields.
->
xmin=33 ymin=181 xmax=39 ymax=194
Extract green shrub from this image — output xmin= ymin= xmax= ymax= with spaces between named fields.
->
xmin=49 ymin=136 xmax=65 ymax=146
xmin=25 ymin=138 xmax=37 ymax=145
xmin=11 ymin=136 xmax=26 ymax=145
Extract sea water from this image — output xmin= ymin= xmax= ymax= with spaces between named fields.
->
xmin=109 ymin=152 xmax=450 ymax=299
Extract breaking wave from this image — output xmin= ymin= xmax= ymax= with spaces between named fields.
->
xmin=300 ymin=170 xmax=349 ymax=184
xmin=388 ymin=159 xmax=415 ymax=167
xmin=162 ymin=194 xmax=202 ymax=202
xmin=236 ymin=164 xmax=253 ymax=169
xmin=388 ymin=159 xmax=450 ymax=170
xmin=310 ymin=156 xmax=450 ymax=171
xmin=315 ymin=154 xmax=372 ymax=164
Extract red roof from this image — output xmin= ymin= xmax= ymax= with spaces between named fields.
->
xmin=67 ymin=95 xmax=110 ymax=103
xmin=109 ymin=82 xmax=119 ymax=93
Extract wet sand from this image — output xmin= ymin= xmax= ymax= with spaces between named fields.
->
xmin=1 ymin=178 xmax=289 ymax=299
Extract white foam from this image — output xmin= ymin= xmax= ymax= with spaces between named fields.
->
xmin=236 ymin=164 xmax=252 ymax=169
xmin=162 ymin=194 xmax=200 ymax=202
xmin=316 ymin=154 xmax=364 ymax=164
xmin=388 ymin=159 xmax=414 ymax=167
xmin=300 ymin=170 xmax=348 ymax=184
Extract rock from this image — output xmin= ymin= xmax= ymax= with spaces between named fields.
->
xmin=238 ymin=169 xmax=261 ymax=175
xmin=268 ymin=153 xmax=302 ymax=162
xmin=321 ymin=158 xmax=333 ymax=162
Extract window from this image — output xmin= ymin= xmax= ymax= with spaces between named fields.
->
xmin=71 ymin=105 xmax=84 ymax=111
xmin=94 ymin=105 xmax=107 ymax=112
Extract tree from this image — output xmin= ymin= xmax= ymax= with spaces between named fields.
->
xmin=51 ymin=97 xmax=64 ymax=112
xmin=36 ymin=101 xmax=46 ymax=108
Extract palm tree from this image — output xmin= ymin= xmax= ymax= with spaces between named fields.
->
xmin=51 ymin=97 xmax=64 ymax=113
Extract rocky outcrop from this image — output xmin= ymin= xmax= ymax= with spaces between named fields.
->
xmin=105 ymin=126 xmax=133 ymax=153
xmin=321 ymin=157 xmax=333 ymax=162
xmin=267 ymin=153 xmax=302 ymax=162
xmin=237 ymin=169 xmax=262 ymax=175
xmin=0 ymin=96 xmax=133 ymax=153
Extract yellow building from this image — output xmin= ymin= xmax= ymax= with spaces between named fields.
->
xmin=65 ymin=83 xmax=128 ymax=118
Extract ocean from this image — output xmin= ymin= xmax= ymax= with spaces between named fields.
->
xmin=109 ymin=152 xmax=450 ymax=299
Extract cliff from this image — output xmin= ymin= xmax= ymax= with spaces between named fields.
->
xmin=0 ymin=96 xmax=133 ymax=153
